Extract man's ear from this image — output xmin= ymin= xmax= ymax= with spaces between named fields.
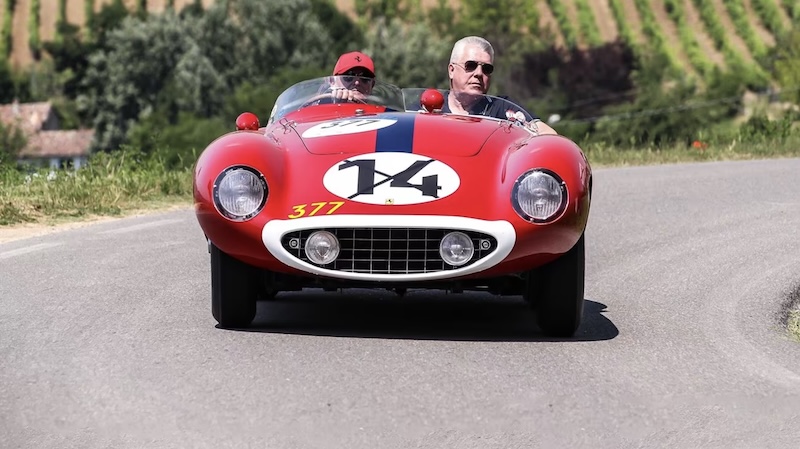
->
xmin=448 ymin=63 xmax=455 ymax=80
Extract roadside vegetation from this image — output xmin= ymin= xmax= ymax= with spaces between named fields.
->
xmin=0 ymin=149 xmax=192 ymax=226
xmin=790 ymin=309 xmax=800 ymax=341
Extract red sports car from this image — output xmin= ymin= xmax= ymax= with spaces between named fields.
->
xmin=194 ymin=77 xmax=592 ymax=337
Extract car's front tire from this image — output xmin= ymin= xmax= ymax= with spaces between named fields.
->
xmin=525 ymin=234 xmax=585 ymax=337
xmin=210 ymin=244 xmax=257 ymax=328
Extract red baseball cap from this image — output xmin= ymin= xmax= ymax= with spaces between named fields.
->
xmin=333 ymin=51 xmax=375 ymax=76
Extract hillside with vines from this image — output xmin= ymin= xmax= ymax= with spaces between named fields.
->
xmin=0 ymin=0 xmax=796 ymax=82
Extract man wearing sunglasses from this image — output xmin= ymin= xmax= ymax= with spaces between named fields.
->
xmin=330 ymin=51 xmax=376 ymax=102
xmin=445 ymin=36 xmax=557 ymax=135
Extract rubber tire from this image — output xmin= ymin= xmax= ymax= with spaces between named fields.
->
xmin=525 ymin=234 xmax=585 ymax=337
xmin=210 ymin=244 xmax=257 ymax=328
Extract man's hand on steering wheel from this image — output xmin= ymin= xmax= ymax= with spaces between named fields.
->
xmin=330 ymin=88 xmax=367 ymax=103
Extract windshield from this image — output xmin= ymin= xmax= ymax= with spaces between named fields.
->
xmin=269 ymin=76 xmax=406 ymax=122
xmin=401 ymin=88 xmax=534 ymax=122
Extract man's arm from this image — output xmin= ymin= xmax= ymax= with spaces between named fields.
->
xmin=494 ymin=97 xmax=559 ymax=135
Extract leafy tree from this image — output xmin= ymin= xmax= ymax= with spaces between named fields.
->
xmin=450 ymin=0 xmax=547 ymax=95
xmin=0 ymin=59 xmax=15 ymax=103
xmin=230 ymin=0 xmax=333 ymax=84
xmin=363 ymin=17 xmax=451 ymax=88
xmin=79 ymin=13 xmax=194 ymax=151
xmin=79 ymin=0 xmax=334 ymax=152
xmin=774 ymin=28 xmax=800 ymax=104
xmin=222 ymin=66 xmax=328 ymax=123
xmin=425 ymin=0 xmax=456 ymax=37
xmin=84 ymin=0 xmax=95 ymax=40
xmin=0 ymin=121 xmax=26 ymax=167
xmin=1 ymin=0 xmax=13 ymax=59
xmin=585 ymin=55 xmax=744 ymax=147
xmin=135 ymin=0 xmax=147 ymax=19
xmin=28 ymin=0 xmax=41 ymax=59
xmin=310 ymin=0 xmax=364 ymax=56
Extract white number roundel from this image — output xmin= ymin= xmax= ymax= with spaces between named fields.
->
xmin=322 ymin=153 xmax=460 ymax=205
xmin=302 ymin=119 xmax=397 ymax=138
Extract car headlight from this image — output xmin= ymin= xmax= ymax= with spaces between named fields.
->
xmin=511 ymin=169 xmax=567 ymax=223
xmin=304 ymin=231 xmax=340 ymax=265
xmin=213 ymin=166 xmax=268 ymax=221
xmin=439 ymin=231 xmax=475 ymax=266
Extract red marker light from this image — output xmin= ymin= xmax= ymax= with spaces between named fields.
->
xmin=236 ymin=112 xmax=260 ymax=131
xmin=420 ymin=89 xmax=444 ymax=113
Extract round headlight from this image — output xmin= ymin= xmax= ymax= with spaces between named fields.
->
xmin=304 ymin=231 xmax=340 ymax=265
xmin=512 ymin=169 xmax=566 ymax=223
xmin=213 ymin=166 xmax=267 ymax=221
xmin=439 ymin=231 xmax=475 ymax=267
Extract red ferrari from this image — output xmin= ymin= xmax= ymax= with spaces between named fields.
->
xmin=194 ymin=77 xmax=592 ymax=337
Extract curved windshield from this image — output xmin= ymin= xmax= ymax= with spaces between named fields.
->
xmin=270 ymin=76 xmax=406 ymax=122
xmin=401 ymin=88 xmax=534 ymax=122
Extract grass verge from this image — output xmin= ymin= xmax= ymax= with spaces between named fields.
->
xmin=789 ymin=309 xmax=800 ymax=342
xmin=584 ymin=136 xmax=800 ymax=167
xmin=1 ymin=150 xmax=193 ymax=227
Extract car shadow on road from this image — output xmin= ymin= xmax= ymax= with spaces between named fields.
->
xmin=238 ymin=289 xmax=618 ymax=342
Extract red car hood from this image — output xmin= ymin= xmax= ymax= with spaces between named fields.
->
xmin=293 ymin=111 xmax=503 ymax=157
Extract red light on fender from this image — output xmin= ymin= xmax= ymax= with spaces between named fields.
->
xmin=236 ymin=112 xmax=260 ymax=131
xmin=420 ymin=89 xmax=444 ymax=113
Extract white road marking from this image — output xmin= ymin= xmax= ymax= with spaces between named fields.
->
xmin=0 ymin=242 xmax=63 ymax=260
xmin=99 ymin=219 xmax=184 ymax=235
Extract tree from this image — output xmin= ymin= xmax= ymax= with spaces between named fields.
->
xmin=774 ymin=28 xmax=800 ymax=104
xmin=363 ymin=17 xmax=451 ymax=88
xmin=79 ymin=0 xmax=334 ymax=152
xmin=0 ymin=121 xmax=26 ymax=167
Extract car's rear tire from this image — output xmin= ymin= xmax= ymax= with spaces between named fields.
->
xmin=525 ymin=234 xmax=585 ymax=337
xmin=210 ymin=244 xmax=257 ymax=328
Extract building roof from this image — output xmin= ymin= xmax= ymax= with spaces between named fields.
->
xmin=19 ymin=129 xmax=95 ymax=158
xmin=0 ymin=101 xmax=54 ymax=135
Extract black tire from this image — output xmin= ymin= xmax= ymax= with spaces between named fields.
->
xmin=210 ymin=244 xmax=257 ymax=328
xmin=525 ymin=234 xmax=585 ymax=337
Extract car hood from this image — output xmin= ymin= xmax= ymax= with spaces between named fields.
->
xmin=293 ymin=112 xmax=504 ymax=157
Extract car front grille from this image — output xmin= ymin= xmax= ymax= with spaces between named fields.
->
xmin=281 ymin=228 xmax=497 ymax=274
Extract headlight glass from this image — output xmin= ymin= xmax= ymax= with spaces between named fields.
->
xmin=304 ymin=231 xmax=340 ymax=265
xmin=439 ymin=231 xmax=475 ymax=266
xmin=512 ymin=169 xmax=566 ymax=223
xmin=213 ymin=166 xmax=267 ymax=221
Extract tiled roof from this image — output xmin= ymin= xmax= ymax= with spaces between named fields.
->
xmin=19 ymin=129 xmax=95 ymax=158
xmin=0 ymin=101 xmax=54 ymax=135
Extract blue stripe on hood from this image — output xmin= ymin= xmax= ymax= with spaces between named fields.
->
xmin=375 ymin=113 xmax=415 ymax=153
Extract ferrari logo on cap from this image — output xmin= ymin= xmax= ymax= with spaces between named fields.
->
xmin=385 ymin=198 xmax=394 ymax=205
xmin=355 ymin=55 xmax=362 ymax=62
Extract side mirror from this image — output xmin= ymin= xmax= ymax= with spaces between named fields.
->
xmin=236 ymin=112 xmax=260 ymax=131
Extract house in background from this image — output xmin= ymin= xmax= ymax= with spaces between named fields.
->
xmin=0 ymin=100 xmax=94 ymax=169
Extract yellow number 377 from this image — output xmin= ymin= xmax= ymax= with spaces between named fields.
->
xmin=288 ymin=201 xmax=344 ymax=219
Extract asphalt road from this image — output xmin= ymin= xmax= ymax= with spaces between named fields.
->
xmin=2 ymin=158 xmax=799 ymax=448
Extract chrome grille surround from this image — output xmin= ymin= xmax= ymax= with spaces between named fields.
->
xmin=281 ymin=228 xmax=496 ymax=274
xmin=262 ymin=215 xmax=516 ymax=282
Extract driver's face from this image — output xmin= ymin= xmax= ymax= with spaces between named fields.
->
xmin=335 ymin=69 xmax=375 ymax=95
xmin=449 ymin=45 xmax=492 ymax=95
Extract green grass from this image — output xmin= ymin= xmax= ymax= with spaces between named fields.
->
xmin=789 ymin=309 xmax=800 ymax=341
xmin=581 ymin=136 xmax=800 ymax=167
xmin=0 ymin=149 xmax=193 ymax=226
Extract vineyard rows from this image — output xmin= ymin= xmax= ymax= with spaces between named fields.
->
xmin=0 ymin=0 xmax=797 ymax=80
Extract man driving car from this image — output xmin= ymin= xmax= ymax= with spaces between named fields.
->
xmin=444 ymin=36 xmax=557 ymax=135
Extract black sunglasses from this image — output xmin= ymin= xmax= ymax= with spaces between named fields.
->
xmin=456 ymin=60 xmax=494 ymax=75
xmin=342 ymin=70 xmax=375 ymax=83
